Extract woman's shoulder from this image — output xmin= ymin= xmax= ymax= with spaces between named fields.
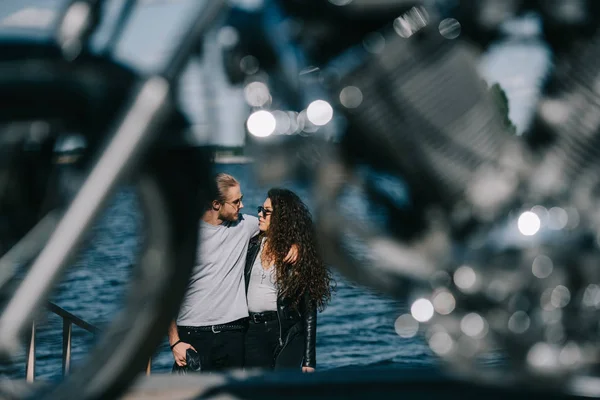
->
xmin=247 ymin=233 xmax=264 ymax=252
xmin=245 ymin=235 xmax=262 ymax=268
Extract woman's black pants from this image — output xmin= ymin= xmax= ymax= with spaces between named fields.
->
xmin=244 ymin=319 xmax=305 ymax=370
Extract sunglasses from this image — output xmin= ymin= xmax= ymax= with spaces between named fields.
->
xmin=257 ymin=206 xmax=272 ymax=216
xmin=225 ymin=195 xmax=243 ymax=207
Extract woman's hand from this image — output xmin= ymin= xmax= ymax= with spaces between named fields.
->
xmin=302 ymin=366 xmax=315 ymax=373
xmin=172 ymin=341 xmax=196 ymax=366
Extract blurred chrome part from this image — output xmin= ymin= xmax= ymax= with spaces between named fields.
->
xmin=468 ymin=0 xmax=520 ymax=30
xmin=329 ymin=0 xmax=415 ymax=8
xmin=162 ymin=0 xmax=229 ymax=81
xmin=452 ymin=0 xmax=600 ymax=51
xmin=528 ymin=30 xmax=600 ymax=205
xmin=0 ymin=212 xmax=60 ymax=291
xmin=56 ymin=1 xmax=97 ymax=59
xmin=100 ymin=0 xmax=138 ymax=56
xmin=393 ymin=5 xmax=429 ymax=38
xmin=3 ymin=0 xmax=600 ymax=394
xmin=568 ymin=375 xmax=600 ymax=398
xmin=231 ymin=0 xmax=600 ymax=388
xmin=0 ymin=1 xmax=218 ymax=398
xmin=452 ymin=0 xmax=521 ymax=47
xmin=44 ymin=173 xmax=173 ymax=400
xmin=0 ymin=123 xmax=33 ymax=148
xmin=536 ymin=0 xmax=594 ymax=28
xmin=325 ymin=0 xmax=423 ymax=16
xmin=237 ymin=0 xmax=600 ymax=387
xmin=335 ymin=25 xmax=525 ymax=216
xmin=0 ymin=77 xmax=172 ymax=355
xmin=438 ymin=18 xmax=461 ymax=39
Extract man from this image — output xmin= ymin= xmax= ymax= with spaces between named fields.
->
xmin=168 ymin=172 xmax=258 ymax=371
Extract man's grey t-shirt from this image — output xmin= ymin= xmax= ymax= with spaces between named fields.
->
xmin=177 ymin=214 xmax=259 ymax=326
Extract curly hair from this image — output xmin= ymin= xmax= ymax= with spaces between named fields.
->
xmin=262 ymin=188 xmax=333 ymax=311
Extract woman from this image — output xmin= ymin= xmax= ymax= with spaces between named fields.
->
xmin=244 ymin=188 xmax=332 ymax=372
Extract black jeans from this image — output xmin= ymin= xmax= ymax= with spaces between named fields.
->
xmin=244 ymin=319 xmax=305 ymax=370
xmin=244 ymin=319 xmax=280 ymax=369
xmin=177 ymin=326 xmax=246 ymax=372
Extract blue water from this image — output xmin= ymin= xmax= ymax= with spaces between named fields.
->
xmin=1 ymin=164 xmax=437 ymax=380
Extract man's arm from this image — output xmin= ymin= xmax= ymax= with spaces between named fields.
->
xmin=244 ymin=214 xmax=261 ymax=238
xmin=169 ymin=320 xmax=195 ymax=366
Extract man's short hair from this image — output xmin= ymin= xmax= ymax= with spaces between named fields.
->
xmin=214 ymin=173 xmax=239 ymax=203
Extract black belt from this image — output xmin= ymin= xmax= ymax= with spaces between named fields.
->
xmin=249 ymin=311 xmax=278 ymax=324
xmin=179 ymin=318 xmax=248 ymax=333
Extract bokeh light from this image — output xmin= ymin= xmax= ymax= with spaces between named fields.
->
xmin=547 ymin=207 xmax=568 ymax=230
xmin=306 ymin=100 xmax=334 ymax=126
xmin=460 ymin=313 xmax=487 ymax=339
xmin=244 ymin=82 xmax=271 ymax=107
xmin=532 ymin=255 xmax=553 ymax=279
xmin=394 ymin=314 xmax=419 ymax=338
xmin=518 ymin=211 xmax=541 ymax=236
xmin=454 ymin=266 xmax=478 ymax=293
xmin=432 ymin=290 xmax=456 ymax=315
xmin=246 ymin=110 xmax=276 ymax=137
xmin=411 ymin=298 xmax=434 ymax=322
xmin=339 ymin=86 xmax=363 ymax=109
xmin=439 ymin=18 xmax=461 ymax=39
xmin=428 ymin=331 xmax=453 ymax=355
xmin=508 ymin=311 xmax=530 ymax=334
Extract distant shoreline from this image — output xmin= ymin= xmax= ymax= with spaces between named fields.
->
xmin=54 ymin=152 xmax=255 ymax=165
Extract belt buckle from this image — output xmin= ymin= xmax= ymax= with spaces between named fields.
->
xmin=211 ymin=325 xmax=221 ymax=334
xmin=252 ymin=314 xmax=261 ymax=324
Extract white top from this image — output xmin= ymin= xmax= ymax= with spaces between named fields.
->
xmin=246 ymin=239 xmax=278 ymax=313
xmin=177 ymin=214 xmax=259 ymax=326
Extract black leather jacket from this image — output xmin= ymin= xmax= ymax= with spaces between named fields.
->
xmin=244 ymin=235 xmax=317 ymax=368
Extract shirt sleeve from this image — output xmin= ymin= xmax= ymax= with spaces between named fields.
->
xmin=242 ymin=214 xmax=260 ymax=237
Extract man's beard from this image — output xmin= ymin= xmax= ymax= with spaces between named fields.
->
xmin=223 ymin=212 xmax=239 ymax=222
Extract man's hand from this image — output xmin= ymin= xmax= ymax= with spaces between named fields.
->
xmin=284 ymin=244 xmax=299 ymax=264
xmin=302 ymin=366 xmax=315 ymax=373
xmin=172 ymin=341 xmax=196 ymax=366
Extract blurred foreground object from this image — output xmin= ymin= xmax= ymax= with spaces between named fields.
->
xmin=231 ymin=0 xmax=600 ymax=391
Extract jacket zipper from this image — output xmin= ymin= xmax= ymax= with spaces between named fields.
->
xmin=277 ymin=300 xmax=284 ymax=347
xmin=278 ymin=335 xmax=289 ymax=355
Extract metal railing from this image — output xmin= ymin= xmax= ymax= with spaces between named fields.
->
xmin=26 ymin=303 xmax=152 ymax=382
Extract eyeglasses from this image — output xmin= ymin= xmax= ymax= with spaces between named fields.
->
xmin=257 ymin=206 xmax=272 ymax=216
xmin=225 ymin=195 xmax=243 ymax=208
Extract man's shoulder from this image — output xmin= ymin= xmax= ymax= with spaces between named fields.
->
xmin=240 ymin=214 xmax=259 ymax=224
xmin=225 ymin=214 xmax=258 ymax=229
xmin=239 ymin=214 xmax=259 ymax=237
